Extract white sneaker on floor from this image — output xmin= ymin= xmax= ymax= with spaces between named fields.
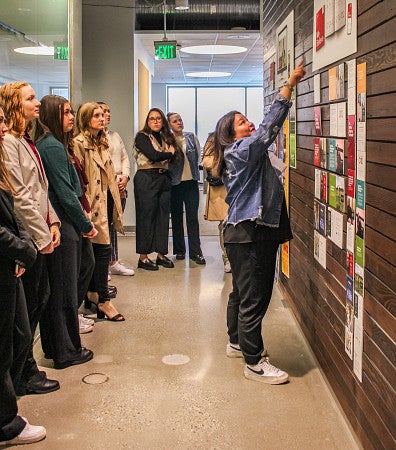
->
xmin=78 ymin=316 xmax=94 ymax=334
xmin=244 ymin=358 xmax=289 ymax=384
xmin=0 ymin=418 xmax=46 ymax=445
xmin=224 ymin=261 xmax=232 ymax=273
xmin=109 ymin=262 xmax=135 ymax=276
xmin=226 ymin=342 xmax=243 ymax=358
xmin=79 ymin=314 xmax=94 ymax=326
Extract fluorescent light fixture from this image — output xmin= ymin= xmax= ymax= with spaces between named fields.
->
xmin=14 ymin=46 xmax=54 ymax=56
xmin=175 ymin=0 xmax=189 ymax=10
xmin=186 ymin=71 xmax=231 ymax=78
xmin=180 ymin=45 xmax=247 ymax=55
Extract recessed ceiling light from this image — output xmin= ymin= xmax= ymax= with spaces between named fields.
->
xmin=180 ymin=45 xmax=247 ymax=55
xmin=227 ymin=35 xmax=250 ymax=40
xmin=186 ymin=71 xmax=231 ymax=78
xmin=175 ymin=0 xmax=189 ymax=10
xmin=14 ymin=46 xmax=54 ymax=55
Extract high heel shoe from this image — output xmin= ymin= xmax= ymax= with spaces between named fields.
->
xmin=97 ymin=301 xmax=125 ymax=322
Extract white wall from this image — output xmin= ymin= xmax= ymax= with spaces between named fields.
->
xmin=152 ymin=83 xmax=167 ymax=113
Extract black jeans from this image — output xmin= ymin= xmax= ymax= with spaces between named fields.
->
xmin=170 ymin=180 xmax=202 ymax=256
xmin=0 ymin=280 xmax=30 ymax=441
xmin=18 ymin=253 xmax=49 ymax=390
xmin=134 ymin=170 xmax=171 ymax=256
xmin=225 ymin=240 xmax=279 ymax=365
xmin=91 ymin=243 xmax=111 ymax=303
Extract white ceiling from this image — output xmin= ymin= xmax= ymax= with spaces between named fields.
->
xmin=136 ymin=31 xmax=263 ymax=86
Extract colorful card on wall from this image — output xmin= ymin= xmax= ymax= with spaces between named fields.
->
xmin=335 ymin=139 xmax=344 ymax=174
xmin=328 ymin=173 xmax=345 ymax=212
xmin=314 ymin=106 xmax=322 ymax=135
xmin=335 ymin=0 xmax=346 ymax=31
xmin=314 ymin=137 xmax=321 ymax=167
xmin=325 ymin=0 xmax=335 ymax=37
xmin=316 ymin=6 xmax=325 ymax=51
xmin=346 ymin=250 xmax=354 ymax=277
xmin=314 ymin=199 xmax=327 ymax=236
xmin=348 ymin=115 xmax=356 ymax=170
xmin=328 ymin=138 xmax=337 ymax=172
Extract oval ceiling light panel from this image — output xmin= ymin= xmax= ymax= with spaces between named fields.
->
xmin=14 ymin=46 xmax=54 ymax=55
xmin=186 ymin=71 xmax=231 ymax=78
xmin=180 ymin=45 xmax=247 ymax=55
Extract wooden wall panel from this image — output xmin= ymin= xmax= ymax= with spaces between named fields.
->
xmin=262 ymin=1 xmax=396 ymax=448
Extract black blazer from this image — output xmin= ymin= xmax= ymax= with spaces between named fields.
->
xmin=0 ymin=189 xmax=37 ymax=284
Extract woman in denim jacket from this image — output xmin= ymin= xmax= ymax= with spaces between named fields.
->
xmin=212 ymin=61 xmax=305 ymax=385
xmin=167 ymin=112 xmax=205 ymax=264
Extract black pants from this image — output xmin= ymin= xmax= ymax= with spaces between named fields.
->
xmin=91 ymin=243 xmax=111 ymax=303
xmin=39 ymin=216 xmax=83 ymax=364
xmin=17 ymin=253 xmax=49 ymax=391
xmin=134 ymin=170 xmax=171 ymax=255
xmin=78 ymin=237 xmax=95 ymax=307
xmin=170 ymin=180 xmax=202 ymax=256
xmin=0 ymin=280 xmax=30 ymax=441
xmin=225 ymin=240 xmax=279 ymax=365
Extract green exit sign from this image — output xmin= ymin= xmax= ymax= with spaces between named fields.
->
xmin=154 ymin=40 xmax=177 ymax=60
xmin=54 ymin=46 xmax=68 ymax=60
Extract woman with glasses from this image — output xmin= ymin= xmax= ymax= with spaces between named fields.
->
xmin=34 ymin=95 xmax=96 ymax=368
xmin=134 ymin=108 xmax=177 ymax=270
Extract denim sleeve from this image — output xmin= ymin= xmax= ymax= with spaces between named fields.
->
xmin=241 ymin=94 xmax=292 ymax=162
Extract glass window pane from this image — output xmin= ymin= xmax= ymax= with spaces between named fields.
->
xmin=197 ymin=87 xmax=245 ymax=146
xmin=168 ymin=87 xmax=196 ymax=133
xmin=0 ymin=1 xmax=69 ymax=100
xmin=247 ymin=88 xmax=264 ymax=130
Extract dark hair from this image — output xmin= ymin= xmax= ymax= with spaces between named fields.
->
xmin=141 ymin=107 xmax=178 ymax=151
xmin=212 ymin=110 xmax=240 ymax=177
xmin=35 ymin=95 xmax=72 ymax=147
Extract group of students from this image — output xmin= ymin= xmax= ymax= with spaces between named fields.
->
xmin=0 ymin=61 xmax=305 ymax=445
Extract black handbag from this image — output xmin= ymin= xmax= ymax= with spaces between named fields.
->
xmin=206 ymin=168 xmax=223 ymax=186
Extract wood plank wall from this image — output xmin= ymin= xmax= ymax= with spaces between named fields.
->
xmin=262 ymin=1 xmax=395 ymax=449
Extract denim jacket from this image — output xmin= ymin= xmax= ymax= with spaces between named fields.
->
xmin=168 ymin=132 xmax=201 ymax=186
xmin=224 ymin=93 xmax=292 ymax=227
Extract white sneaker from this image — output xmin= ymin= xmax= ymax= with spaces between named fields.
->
xmin=78 ymin=316 xmax=94 ymax=334
xmin=226 ymin=342 xmax=243 ymax=358
xmin=244 ymin=358 xmax=289 ymax=384
xmin=224 ymin=261 xmax=232 ymax=273
xmin=0 ymin=418 xmax=46 ymax=445
xmin=109 ymin=262 xmax=135 ymax=276
xmin=79 ymin=314 xmax=94 ymax=326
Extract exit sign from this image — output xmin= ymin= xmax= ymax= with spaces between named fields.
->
xmin=54 ymin=46 xmax=68 ymax=60
xmin=154 ymin=40 xmax=177 ymax=60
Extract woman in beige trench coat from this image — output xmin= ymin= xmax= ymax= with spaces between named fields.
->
xmin=202 ymin=133 xmax=231 ymax=273
xmin=74 ymin=102 xmax=125 ymax=321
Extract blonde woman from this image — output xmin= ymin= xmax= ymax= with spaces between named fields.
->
xmin=0 ymin=81 xmax=60 ymax=396
xmin=74 ymin=102 xmax=125 ymax=321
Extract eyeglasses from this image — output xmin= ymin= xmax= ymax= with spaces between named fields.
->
xmin=148 ymin=116 xmax=162 ymax=122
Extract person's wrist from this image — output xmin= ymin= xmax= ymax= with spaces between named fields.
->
xmin=284 ymin=81 xmax=295 ymax=92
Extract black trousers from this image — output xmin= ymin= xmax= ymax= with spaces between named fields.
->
xmin=78 ymin=237 xmax=95 ymax=307
xmin=225 ymin=240 xmax=279 ymax=365
xmin=39 ymin=216 xmax=83 ymax=364
xmin=0 ymin=280 xmax=30 ymax=441
xmin=91 ymin=243 xmax=111 ymax=303
xmin=134 ymin=170 xmax=171 ymax=256
xmin=170 ymin=180 xmax=202 ymax=256
xmin=17 ymin=253 xmax=49 ymax=390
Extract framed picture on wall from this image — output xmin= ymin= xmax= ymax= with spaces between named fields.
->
xmin=276 ymin=10 xmax=294 ymax=88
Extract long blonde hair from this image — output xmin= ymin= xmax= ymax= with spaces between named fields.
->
xmin=0 ymin=103 xmax=16 ymax=194
xmin=75 ymin=102 xmax=108 ymax=151
xmin=0 ymin=81 xmax=29 ymax=137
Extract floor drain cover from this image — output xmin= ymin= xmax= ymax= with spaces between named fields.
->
xmin=162 ymin=354 xmax=190 ymax=365
xmin=82 ymin=373 xmax=109 ymax=384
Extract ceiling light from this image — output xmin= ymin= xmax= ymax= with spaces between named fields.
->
xmin=14 ymin=46 xmax=54 ymax=56
xmin=175 ymin=0 xmax=189 ymax=10
xmin=180 ymin=45 xmax=247 ymax=55
xmin=186 ymin=71 xmax=231 ymax=78
xmin=227 ymin=35 xmax=250 ymax=40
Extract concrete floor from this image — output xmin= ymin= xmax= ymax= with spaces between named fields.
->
xmin=16 ymin=235 xmax=361 ymax=450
